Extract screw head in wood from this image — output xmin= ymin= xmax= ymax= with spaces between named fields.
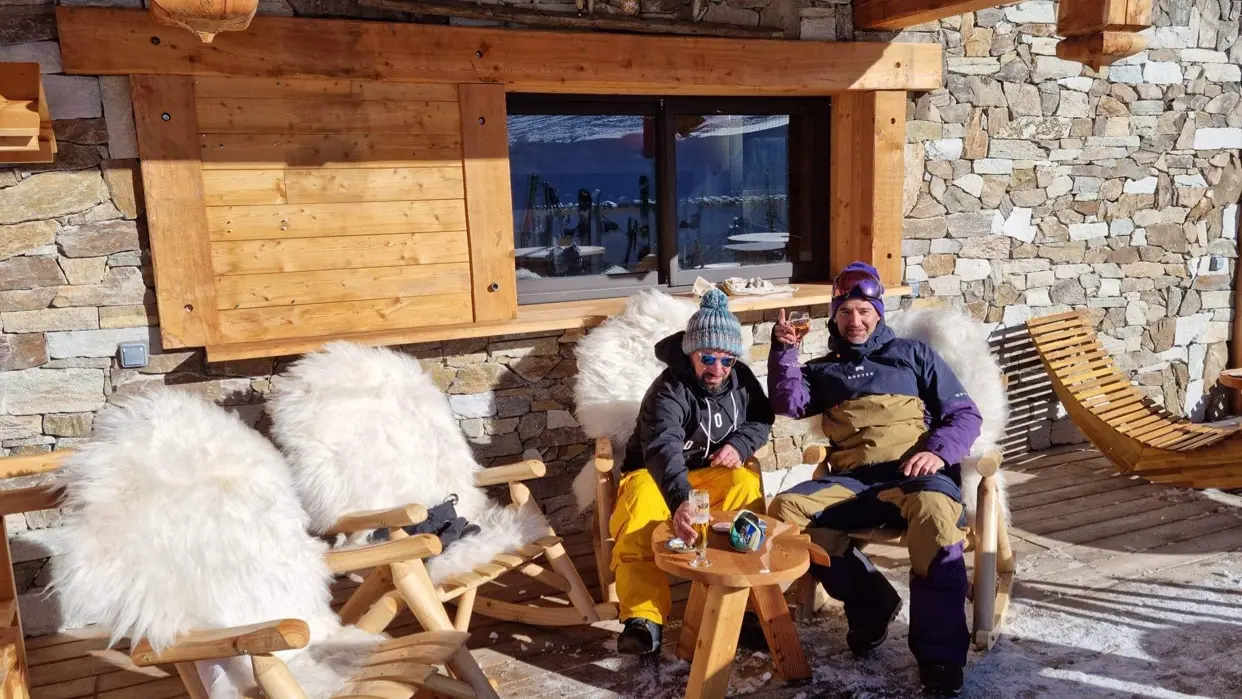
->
xmin=151 ymin=36 xmax=161 ymax=45
xmin=184 ymin=304 xmax=194 ymax=312
xmin=488 ymin=282 xmax=500 ymax=292
xmin=478 ymin=116 xmax=486 ymax=125
xmin=161 ymin=113 xmax=171 ymax=121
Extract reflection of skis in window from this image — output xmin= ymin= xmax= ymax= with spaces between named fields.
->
xmin=520 ymin=174 xmax=538 ymax=248
xmin=624 ymin=218 xmax=637 ymax=266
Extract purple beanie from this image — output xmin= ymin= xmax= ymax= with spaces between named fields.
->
xmin=830 ymin=261 xmax=885 ymax=320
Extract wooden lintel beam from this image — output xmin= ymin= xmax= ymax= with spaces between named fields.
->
xmin=56 ymin=7 xmax=942 ymax=95
xmin=854 ymin=0 xmax=1002 ymax=31
xmin=360 ymin=0 xmax=787 ymax=39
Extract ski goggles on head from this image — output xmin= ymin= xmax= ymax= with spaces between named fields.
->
xmin=696 ymin=352 xmax=736 ymax=368
xmin=833 ymin=269 xmax=885 ymax=301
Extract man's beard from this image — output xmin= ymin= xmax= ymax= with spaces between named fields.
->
xmin=698 ymin=377 xmax=730 ymax=395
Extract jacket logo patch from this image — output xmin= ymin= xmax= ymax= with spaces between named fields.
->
xmin=846 ymin=365 xmax=875 ymax=381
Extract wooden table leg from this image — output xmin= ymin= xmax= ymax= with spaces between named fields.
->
xmin=686 ymin=585 xmax=749 ymax=699
xmin=676 ymin=581 xmax=708 ymax=663
xmin=749 ymin=584 xmax=811 ymax=681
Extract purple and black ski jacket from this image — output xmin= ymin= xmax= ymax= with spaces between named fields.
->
xmin=768 ymin=323 xmax=982 ymax=470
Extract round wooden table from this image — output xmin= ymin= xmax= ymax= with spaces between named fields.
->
xmin=653 ymin=513 xmax=812 ymax=699
xmin=1219 ymin=368 xmax=1242 ymax=390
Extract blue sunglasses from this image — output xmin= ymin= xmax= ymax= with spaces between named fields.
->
xmin=697 ymin=353 xmax=736 ymax=368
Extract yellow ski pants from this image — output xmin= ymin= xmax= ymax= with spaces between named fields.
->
xmin=609 ymin=466 xmax=764 ymax=625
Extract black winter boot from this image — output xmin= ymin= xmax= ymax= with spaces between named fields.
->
xmin=819 ymin=548 xmax=902 ymax=657
xmin=919 ymin=662 xmax=964 ymax=696
xmin=844 ymin=574 xmax=901 ymax=656
xmin=617 ymin=618 xmax=662 ymax=656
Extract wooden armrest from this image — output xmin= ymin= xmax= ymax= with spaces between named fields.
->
xmin=324 ymin=504 xmax=428 ymax=536
xmin=325 ymin=533 xmax=442 ymax=574
xmin=0 ymin=449 xmax=73 ymax=480
xmin=474 ymin=459 xmax=546 ymax=487
xmin=594 ymin=437 xmax=614 ymax=474
xmin=130 ymin=619 xmax=310 ymax=666
xmin=974 ymin=449 xmax=1003 ymax=478
xmin=802 ymin=444 xmax=828 ymax=465
xmin=0 ymin=484 xmax=61 ymax=517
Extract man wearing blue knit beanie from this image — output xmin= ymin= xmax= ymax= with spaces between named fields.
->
xmin=612 ymin=288 xmax=774 ymax=655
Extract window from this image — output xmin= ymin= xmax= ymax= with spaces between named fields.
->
xmin=508 ymin=95 xmax=829 ymax=304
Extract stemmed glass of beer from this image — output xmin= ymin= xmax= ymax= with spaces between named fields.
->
xmin=688 ymin=489 xmax=712 ymax=568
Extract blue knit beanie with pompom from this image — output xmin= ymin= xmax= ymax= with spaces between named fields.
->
xmin=682 ymin=288 xmax=744 ymax=357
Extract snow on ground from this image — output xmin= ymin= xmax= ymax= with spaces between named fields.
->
xmin=490 ymin=556 xmax=1242 ymax=698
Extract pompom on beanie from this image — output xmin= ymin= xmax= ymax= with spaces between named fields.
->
xmin=682 ymin=288 xmax=744 ymax=357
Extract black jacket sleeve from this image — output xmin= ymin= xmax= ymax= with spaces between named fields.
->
xmin=638 ymin=381 xmax=693 ymax=511
xmin=723 ymin=369 xmax=775 ymax=462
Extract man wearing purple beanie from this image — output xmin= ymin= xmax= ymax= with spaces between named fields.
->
xmin=767 ymin=262 xmax=982 ymax=696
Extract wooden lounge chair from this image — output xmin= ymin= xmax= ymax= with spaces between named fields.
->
xmin=267 ymin=342 xmax=615 ymax=637
xmin=49 ymin=388 xmax=498 ymax=699
xmin=1027 ymin=310 xmax=1242 ymax=490
xmin=133 ymin=536 xmax=497 ymax=699
xmin=332 ymin=461 xmax=615 ymax=636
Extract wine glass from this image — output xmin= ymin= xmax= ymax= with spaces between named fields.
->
xmin=788 ymin=311 xmax=811 ymax=342
xmin=689 ymin=489 xmax=712 ymax=569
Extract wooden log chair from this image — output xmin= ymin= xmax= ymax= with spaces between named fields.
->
xmin=1027 ymin=310 xmax=1242 ymax=490
xmin=790 ymin=309 xmax=1016 ymax=651
xmin=266 ymin=341 xmax=614 ymax=637
xmin=51 ymin=388 xmax=497 ymax=699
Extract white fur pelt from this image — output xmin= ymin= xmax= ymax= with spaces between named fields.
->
xmin=51 ymin=389 xmax=382 ymax=699
xmin=267 ymin=341 xmax=547 ymax=583
xmin=570 ymin=290 xmax=699 ymax=510
xmin=888 ymin=308 xmax=1010 ymax=522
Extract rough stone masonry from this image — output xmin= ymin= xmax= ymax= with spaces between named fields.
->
xmin=0 ymin=0 xmax=1240 ymax=634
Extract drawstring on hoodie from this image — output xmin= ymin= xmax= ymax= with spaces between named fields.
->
xmin=700 ymin=392 xmax=741 ymax=458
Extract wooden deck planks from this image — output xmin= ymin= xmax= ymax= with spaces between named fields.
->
xmin=23 ymin=447 xmax=1242 ymax=699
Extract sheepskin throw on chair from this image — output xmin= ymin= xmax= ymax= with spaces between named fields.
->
xmin=267 ymin=341 xmax=548 ymax=583
xmin=53 ymin=389 xmax=383 ymax=699
xmin=887 ymin=307 xmax=1011 ymax=520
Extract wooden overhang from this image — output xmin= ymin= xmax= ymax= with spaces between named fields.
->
xmin=855 ymin=0 xmax=1151 ymax=69
xmin=56 ymin=7 xmax=933 ymax=361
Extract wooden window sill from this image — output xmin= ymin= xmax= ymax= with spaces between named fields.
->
xmin=205 ymin=282 xmax=911 ymax=362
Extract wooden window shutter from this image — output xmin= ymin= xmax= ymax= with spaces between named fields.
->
xmin=132 ymin=75 xmax=520 ymax=357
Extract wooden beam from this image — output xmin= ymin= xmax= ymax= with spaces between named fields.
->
xmin=57 ymin=7 xmax=943 ymax=95
xmin=131 ymin=74 xmax=221 ymax=348
xmin=458 ymin=84 xmax=517 ymax=323
xmin=829 ymin=91 xmax=906 ymax=286
xmin=1055 ymin=0 xmax=1151 ymax=69
xmin=854 ymin=0 xmax=1001 ymax=31
xmin=361 ymin=0 xmax=786 ymax=39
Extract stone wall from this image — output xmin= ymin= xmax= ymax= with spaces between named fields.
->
xmin=888 ymin=0 xmax=1242 ymax=444
xmin=1 ymin=0 xmax=1240 ymax=634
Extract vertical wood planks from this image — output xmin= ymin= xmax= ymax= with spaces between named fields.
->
xmin=458 ymin=83 xmax=518 ymax=323
xmin=829 ymin=91 xmax=905 ymax=286
xmin=130 ymin=75 xmax=221 ymax=349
